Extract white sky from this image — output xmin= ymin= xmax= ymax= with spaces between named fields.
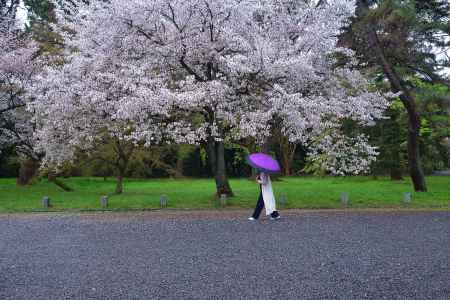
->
xmin=15 ymin=0 xmax=28 ymax=29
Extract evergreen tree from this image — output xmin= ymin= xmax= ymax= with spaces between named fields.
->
xmin=342 ymin=0 xmax=450 ymax=191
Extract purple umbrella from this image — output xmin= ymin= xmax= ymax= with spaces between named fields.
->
xmin=246 ymin=153 xmax=281 ymax=174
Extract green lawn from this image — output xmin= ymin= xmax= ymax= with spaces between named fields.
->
xmin=0 ymin=176 xmax=448 ymax=213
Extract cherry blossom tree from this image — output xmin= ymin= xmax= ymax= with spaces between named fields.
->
xmin=31 ymin=26 xmax=171 ymax=193
xmin=123 ymin=1 xmax=387 ymax=185
xmin=0 ymin=3 xmax=40 ymax=184
xmin=271 ymin=66 xmax=391 ymax=175
xmin=37 ymin=0 xmax=389 ymax=195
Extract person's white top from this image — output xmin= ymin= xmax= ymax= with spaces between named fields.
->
xmin=257 ymin=172 xmax=276 ymax=215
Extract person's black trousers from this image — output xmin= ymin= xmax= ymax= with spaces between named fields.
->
xmin=252 ymin=189 xmax=279 ymax=219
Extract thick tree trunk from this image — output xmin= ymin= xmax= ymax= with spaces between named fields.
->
xmin=17 ymin=158 xmax=39 ymax=185
xmin=282 ymin=157 xmax=291 ymax=176
xmin=279 ymin=137 xmax=296 ymax=177
xmin=112 ymin=139 xmax=133 ymax=195
xmin=390 ymin=169 xmax=403 ymax=180
xmin=206 ymin=138 xmax=233 ymax=196
xmin=214 ymin=141 xmax=233 ymax=197
xmin=360 ymin=0 xmax=427 ymax=191
xmin=115 ymin=173 xmax=124 ymax=194
xmin=282 ymin=153 xmax=294 ymax=176
xmin=206 ymin=136 xmax=217 ymax=176
xmin=381 ymin=63 xmax=426 ymax=190
xmin=405 ymin=115 xmax=427 ymax=190
xmin=203 ymin=63 xmax=233 ymax=196
xmin=390 ymin=168 xmax=403 ymax=181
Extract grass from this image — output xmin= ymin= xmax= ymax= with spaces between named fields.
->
xmin=0 ymin=176 xmax=448 ymax=213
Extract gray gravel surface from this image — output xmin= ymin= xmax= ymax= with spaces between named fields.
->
xmin=0 ymin=210 xmax=449 ymax=300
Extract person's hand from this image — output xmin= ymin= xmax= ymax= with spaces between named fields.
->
xmin=255 ymin=174 xmax=260 ymax=182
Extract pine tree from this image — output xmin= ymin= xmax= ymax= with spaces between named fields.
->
xmin=342 ymin=0 xmax=450 ymax=191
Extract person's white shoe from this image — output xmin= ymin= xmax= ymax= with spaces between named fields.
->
xmin=248 ymin=217 xmax=256 ymax=221
xmin=270 ymin=215 xmax=281 ymax=220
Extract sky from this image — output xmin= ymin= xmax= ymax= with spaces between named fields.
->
xmin=16 ymin=0 xmax=28 ymax=29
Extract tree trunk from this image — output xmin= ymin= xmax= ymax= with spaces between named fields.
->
xmin=17 ymin=158 xmax=39 ymax=185
xmin=48 ymin=171 xmax=73 ymax=192
xmin=282 ymin=157 xmax=291 ymax=176
xmin=283 ymin=153 xmax=294 ymax=176
xmin=389 ymin=148 xmax=403 ymax=180
xmin=359 ymin=0 xmax=427 ymax=191
xmin=279 ymin=137 xmax=296 ymax=176
xmin=115 ymin=173 xmax=124 ymax=194
xmin=206 ymin=136 xmax=217 ymax=176
xmin=112 ymin=138 xmax=133 ymax=195
xmin=406 ymin=117 xmax=427 ymax=190
xmin=261 ymin=137 xmax=271 ymax=153
xmin=206 ymin=138 xmax=233 ymax=196
xmin=175 ymin=151 xmax=184 ymax=178
xmin=214 ymin=141 xmax=233 ymax=197
xmin=390 ymin=168 xmax=403 ymax=181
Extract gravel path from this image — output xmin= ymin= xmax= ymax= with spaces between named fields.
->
xmin=0 ymin=210 xmax=448 ymax=299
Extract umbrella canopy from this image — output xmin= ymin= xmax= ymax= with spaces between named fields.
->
xmin=246 ymin=153 xmax=281 ymax=174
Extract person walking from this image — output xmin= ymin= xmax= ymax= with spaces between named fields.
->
xmin=248 ymin=172 xmax=280 ymax=221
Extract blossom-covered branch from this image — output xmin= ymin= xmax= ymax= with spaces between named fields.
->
xmin=0 ymin=10 xmax=39 ymax=159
